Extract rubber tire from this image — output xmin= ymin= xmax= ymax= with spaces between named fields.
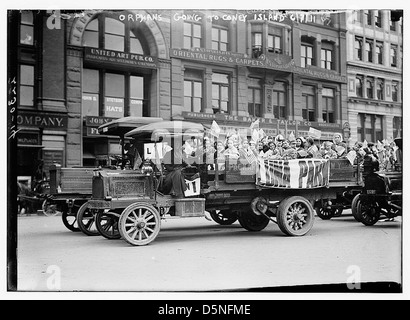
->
xmin=210 ymin=210 xmax=238 ymax=225
xmin=42 ymin=199 xmax=61 ymax=217
xmin=119 ymin=203 xmax=161 ymax=246
xmin=238 ymin=208 xmax=270 ymax=232
xmin=315 ymin=204 xmax=335 ymax=220
xmin=95 ymin=210 xmax=121 ymax=240
xmin=357 ymin=201 xmax=380 ymax=226
xmin=277 ymin=196 xmax=315 ymax=236
xmin=77 ymin=202 xmax=100 ymax=236
xmin=62 ymin=210 xmax=80 ymax=232
xmin=351 ymin=194 xmax=362 ymax=222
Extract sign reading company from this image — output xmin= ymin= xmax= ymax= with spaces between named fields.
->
xmin=17 ymin=111 xmax=67 ymax=130
xmin=84 ymin=47 xmax=158 ymax=69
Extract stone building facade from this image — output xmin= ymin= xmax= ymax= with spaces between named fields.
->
xmin=12 ymin=9 xmax=401 ymax=183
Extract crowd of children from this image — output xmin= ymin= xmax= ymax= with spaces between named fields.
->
xmin=208 ymin=131 xmax=402 ymax=172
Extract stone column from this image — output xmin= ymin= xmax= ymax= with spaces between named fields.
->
xmin=66 ymin=46 xmax=83 ymax=167
xmin=204 ymin=69 xmax=214 ymax=114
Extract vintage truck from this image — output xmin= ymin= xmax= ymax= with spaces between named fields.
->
xmin=83 ymin=120 xmax=364 ymax=246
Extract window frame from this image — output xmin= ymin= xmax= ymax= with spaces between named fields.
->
xmin=301 ymin=43 xmax=314 ymax=67
xmin=212 ymin=73 xmax=230 ymax=114
xmin=248 ymin=87 xmax=262 ymax=117
xmin=322 ymin=88 xmax=335 ymax=123
xmin=212 ymin=25 xmax=229 ymax=52
xmin=355 ymin=37 xmax=363 ymax=61
xmin=82 ymin=68 xmax=149 ymax=118
xmin=19 ymin=63 xmax=35 ymax=108
xmin=83 ymin=13 xmax=149 ymax=55
xmin=184 ymin=21 xmax=202 ymax=49
xmin=267 ymin=34 xmax=282 ymax=54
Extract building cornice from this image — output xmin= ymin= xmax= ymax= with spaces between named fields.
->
xmin=347 ymin=61 xmax=402 ymax=77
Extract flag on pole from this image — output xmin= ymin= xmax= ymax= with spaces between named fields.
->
xmin=308 ymin=127 xmax=322 ymax=139
xmin=250 ymin=119 xmax=260 ymax=131
xmin=252 ymin=129 xmax=259 ymax=144
xmin=210 ymin=120 xmax=221 ymax=138
xmin=258 ymin=128 xmax=266 ymax=140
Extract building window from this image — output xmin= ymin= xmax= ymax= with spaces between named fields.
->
xmin=212 ymin=73 xmax=229 ymax=114
xmin=20 ymin=11 xmax=34 ymax=45
xmin=252 ymin=32 xmax=263 ymax=58
xmin=82 ymin=69 xmax=147 ymax=118
xmin=301 ymin=44 xmax=314 ymax=67
xmin=393 ymin=117 xmax=402 ymax=138
xmin=84 ymin=13 xmax=148 ymax=54
xmin=322 ymin=88 xmax=335 ymax=123
xmin=355 ymin=77 xmax=363 ymax=97
xmin=357 ymin=114 xmax=384 ymax=142
xmin=82 ymin=69 xmax=99 ymax=116
xmin=272 ymin=82 xmax=287 ymax=119
xmin=390 ymin=18 xmax=397 ymax=31
xmin=376 ymin=41 xmax=383 ymax=64
xmin=376 ymin=79 xmax=384 ymax=100
xmin=392 ymin=81 xmax=398 ymax=102
xmin=365 ymin=40 xmax=373 ymax=63
xmin=184 ymin=70 xmax=203 ymax=113
xmin=268 ymin=34 xmax=282 ymax=54
xmin=391 ymin=44 xmax=398 ymax=67
xmin=366 ymin=78 xmax=374 ymax=99
xmin=355 ymin=37 xmax=363 ymax=60
xmin=83 ymin=19 xmax=99 ymax=48
xmin=105 ymin=17 xmax=125 ymax=51
xmin=374 ymin=10 xmax=382 ymax=28
xmin=364 ymin=10 xmax=372 ymax=26
xmin=212 ymin=25 xmax=228 ymax=51
xmin=104 ymin=73 xmax=125 ymax=118
xmin=184 ymin=22 xmax=202 ymax=49
xmin=19 ymin=64 xmax=35 ymax=107
xmin=302 ymin=85 xmax=316 ymax=122
xmin=321 ymin=48 xmax=332 ymax=70
xmin=129 ymin=76 xmax=144 ymax=117
xmin=248 ymin=87 xmax=262 ymax=117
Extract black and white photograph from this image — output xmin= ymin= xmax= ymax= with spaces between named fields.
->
xmin=4 ymin=0 xmax=408 ymax=301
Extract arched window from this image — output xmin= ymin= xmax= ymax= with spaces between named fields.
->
xmin=81 ymin=13 xmax=151 ymax=119
xmin=355 ymin=76 xmax=363 ymax=97
xmin=366 ymin=78 xmax=374 ymax=99
xmin=83 ymin=13 xmax=149 ymax=55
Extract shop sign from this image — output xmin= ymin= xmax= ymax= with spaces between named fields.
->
xmin=171 ymin=48 xmax=347 ymax=83
xmin=85 ymin=116 xmax=117 ymax=127
xmin=84 ymin=47 xmax=158 ymax=69
xmin=104 ymin=97 xmax=124 ymax=118
xmin=17 ymin=111 xmax=67 ymax=130
xmin=17 ymin=132 xmax=40 ymax=145
xmin=182 ymin=111 xmax=342 ymax=138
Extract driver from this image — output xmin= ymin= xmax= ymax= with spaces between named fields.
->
xmin=160 ymin=139 xmax=188 ymax=198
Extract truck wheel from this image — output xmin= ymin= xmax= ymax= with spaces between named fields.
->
xmin=351 ymin=194 xmax=362 ymax=222
xmin=210 ymin=210 xmax=238 ymax=225
xmin=315 ymin=203 xmax=335 ymax=220
xmin=277 ymin=196 xmax=315 ymax=236
xmin=119 ymin=203 xmax=161 ymax=246
xmin=95 ymin=210 xmax=121 ymax=240
xmin=42 ymin=199 xmax=61 ymax=216
xmin=62 ymin=210 xmax=80 ymax=232
xmin=238 ymin=208 xmax=269 ymax=231
xmin=77 ymin=203 xmax=100 ymax=236
xmin=357 ymin=200 xmax=380 ymax=226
